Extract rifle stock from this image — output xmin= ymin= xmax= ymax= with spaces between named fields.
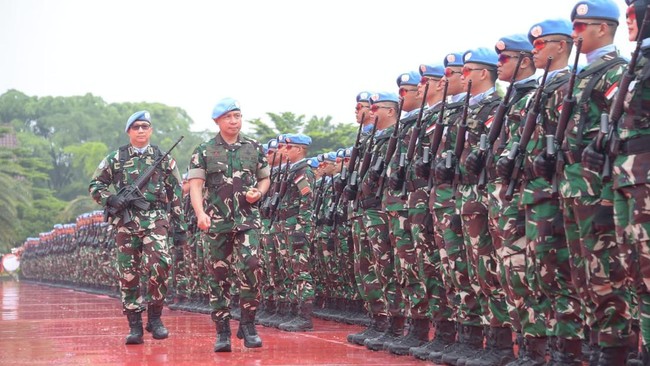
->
xmin=452 ymin=80 xmax=472 ymax=197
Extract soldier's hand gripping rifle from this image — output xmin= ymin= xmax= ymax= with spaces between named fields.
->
xmin=399 ymin=81 xmax=430 ymax=199
xmin=268 ymin=158 xmax=291 ymax=227
xmin=505 ymin=56 xmax=553 ymax=201
xmin=425 ymin=80 xmax=450 ymax=189
xmin=452 ymin=80 xmax=472 ymax=198
xmin=597 ymin=5 xmax=650 ymax=181
xmin=312 ymin=174 xmax=329 ymax=222
xmin=477 ymin=53 xmax=525 ymax=188
xmin=261 ymin=150 xmax=279 ymax=217
xmin=375 ymin=98 xmax=405 ymax=199
xmin=105 ymin=136 xmax=184 ymax=224
xmin=549 ymin=38 xmax=582 ymax=196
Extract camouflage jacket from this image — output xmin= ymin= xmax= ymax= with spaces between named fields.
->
xmin=89 ymin=144 xmax=186 ymax=233
xmin=277 ymin=159 xmax=315 ymax=233
xmin=188 ymin=133 xmax=270 ymax=233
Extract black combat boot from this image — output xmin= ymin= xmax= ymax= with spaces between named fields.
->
xmin=237 ymin=308 xmax=263 ymax=348
xmin=261 ymin=301 xmax=288 ymax=327
xmin=145 ymin=304 xmax=169 ymax=339
xmin=256 ymin=300 xmax=276 ymax=325
xmin=505 ymin=337 xmax=547 ymax=366
xmin=439 ymin=325 xmax=484 ymax=366
xmin=548 ymin=338 xmax=583 ymax=365
xmin=364 ymin=315 xmax=406 ymax=351
xmin=125 ymin=311 xmax=144 ymax=345
xmin=597 ymin=345 xmax=628 ymax=366
xmin=213 ymin=317 xmax=232 ymax=352
xmin=410 ymin=320 xmax=456 ymax=360
xmin=465 ymin=326 xmax=515 ymax=366
xmin=279 ymin=302 xmax=314 ymax=332
xmin=388 ymin=317 xmax=430 ymax=355
xmin=347 ymin=313 xmax=389 ymax=345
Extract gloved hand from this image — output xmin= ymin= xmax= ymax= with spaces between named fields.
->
xmin=434 ymin=160 xmax=454 ymax=183
xmin=496 ymin=156 xmax=515 ymax=180
xmin=106 ymin=195 xmax=128 ymax=211
xmin=464 ymin=151 xmax=483 ymax=175
xmin=414 ymin=157 xmax=430 ymax=179
xmin=388 ymin=170 xmax=405 ymax=190
xmin=344 ymin=184 xmax=358 ymax=200
xmin=582 ymin=141 xmax=605 ymax=171
xmin=532 ymin=152 xmax=555 ymax=180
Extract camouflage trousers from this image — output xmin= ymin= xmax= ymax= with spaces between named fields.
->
xmin=313 ymin=230 xmax=333 ymax=300
xmin=487 ymin=183 xmax=528 ymax=333
xmin=523 ymin=197 xmax=582 ymax=341
xmin=334 ymin=224 xmax=356 ymax=300
xmin=431 ymin=199 xmax=478 ymax=325
xmin=115 ymin=221 xmax=171 ymax=312
xmin=409 ymin=186 xmax=451 ymax=321
xmin=362 ymin=208 xmax=398 ymax=317
xmin=614 ymin=184 xmax=650 ymax=346
xmin=202 ymin=229 xmax=261 ymax=321
xmin=387 ymin=209 xmax=421 ymax=319
xmin=458 ymin=183 xmax=506 ymax=327
xmin=273 ymin=225 xmax=293 ymax=303
xmin=283 ymin=229 xmax=315 ymax=304
xmin=562 ymin=196 xmax=632 ymax=348
xmin=351 ymin=215 xmax=375 ymax=311
xmin=259 ymin=227 xmax=277 ymax=302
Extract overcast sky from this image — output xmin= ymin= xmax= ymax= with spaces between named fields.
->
xmin=0 ymin=0 xmax=634 ymax=134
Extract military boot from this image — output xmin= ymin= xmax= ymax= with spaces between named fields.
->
xmin=261 ymin=301 xmax=288 ymax=327
xmin=347 ymin=314 xmax=389 ymax=345
xmin=439 ymin=325 xmax=484 ymax=366
xmin=364 ymin=315 xmax=406 ymax=351
xmin=410 ymin=320 xmax=456 ymax=360
xmin=237 ymin=308 xmax=263 ymax=348
xmin=465 ymin=326 xmax=515 ymax=366
xmin=145 ymin=304 xmax=169 ymax=339
xmin=388 ymin=318 xmax=430 ymax=355
xmin=230 ymin=294 xmax=241 ymax=321
xmin=213 ymin=317 xmax=232 ymax=352
xmin=505 ymin=337 xmax=547 ymax=366
xmin=279 ymin=302 xmax=314 ymax=332
xmin=548 ymin=338 xmax=583 ymax=365
xmin=125 ymin=311 xmax=144 ymax=345
xmin=256 ymin=300 xmax=276 ymax=325
xmin=626 ymin=329 xmax=643 ymax=366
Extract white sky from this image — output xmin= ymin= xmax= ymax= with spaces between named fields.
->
xmin=0 ymin=0 xmax=634 ymax=133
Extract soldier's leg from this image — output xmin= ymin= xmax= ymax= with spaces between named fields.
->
xmin=203 ymin=232 xmax=234 ymax=321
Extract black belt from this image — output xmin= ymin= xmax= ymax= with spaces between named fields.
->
xmin=619 ymin=135 xmax=650 ymax=155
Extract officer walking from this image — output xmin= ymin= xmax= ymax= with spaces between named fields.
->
xmin=89 ymin=110 xmax=187 ymax=345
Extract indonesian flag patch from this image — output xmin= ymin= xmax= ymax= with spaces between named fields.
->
xmin=294 ymin=174 xmax=311 ymax=196
xmin=605 ymin=82 xmax=619 ymax=101
xmin=484 ymin=116 xmax=494 ymax=128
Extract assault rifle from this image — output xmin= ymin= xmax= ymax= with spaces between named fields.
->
xmin=550 ymin=38 xmax=582 ymax=197
xmin=351 ymin=118 xmax=378 ymax=210
xmin=268 ymin=158 xmax=291 ymax=227
xmin=477 ymin=52 xmax=525 ymax=188
xmin=105 ymin=136 xmax=184 ymax=224
xmin=261 ymin=153 xmax=282 ymax=217
xmin=426 ymin=80 xmax=449 ymax=189
xmin=598 ymin=5 xmax=650 ymax=181
xmin=375 ymin=98 xmax=405 ymax=199
xmin=505 ymin=56 xmax=553 ymax=200
xmin=346 ymin=114 xmax=365 ymax=186
xmin=452 ymin=80 xmax=472 ymax=198
xmin=399 ymin=82 xmax=431 ymax=198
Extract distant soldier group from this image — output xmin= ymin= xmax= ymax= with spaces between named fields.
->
xmin=16 ymin=0 xmax=650 ymax=364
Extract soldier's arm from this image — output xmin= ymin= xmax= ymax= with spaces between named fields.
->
xmin=89 ymin=154 xmax=115 ymax=206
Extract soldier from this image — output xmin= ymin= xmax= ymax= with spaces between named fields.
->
xmin=89 ymin=110 xmax=187 ymax=345
xmin=188 ymin=98 xmax=270 ymax=352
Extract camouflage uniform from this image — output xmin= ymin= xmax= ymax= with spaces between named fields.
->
xmin=187 ymin=133 xmax=269 ymax=321
xmin=89 ymin=144 xmax=186 ymax=312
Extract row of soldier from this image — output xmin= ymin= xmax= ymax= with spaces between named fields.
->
xmin=16 ymin=0 xmax=650 ymax=364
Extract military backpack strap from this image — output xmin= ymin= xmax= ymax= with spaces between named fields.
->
xmin=575 ymin=56 xmax=627 ymax=147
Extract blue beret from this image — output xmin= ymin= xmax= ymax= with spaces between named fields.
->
xmin=370 ymin=91 xmax=400 ymax=104
xmin=356 ymin=91 xmax=373 ymax=103
xmin=419 ymin=63 xmax=445 ymax=78
xmin=495 ymin=34 xmax=533 ymax=54
xmin=324 ymin=152 xmax=337 ymax=162
xmin=571 ymin=0 xmax=620 ymax=24
xmin=528 ymin=18 xmax=573 ymax=43
xmin=345 ymin=147 xmax=352 ymax=158
xmin=443 ymin=52 xmax=464 ymax=67
xmin=262 ymin=143 xmax=269 ymax=154
xmin=336 ymin=148 xmax=346 ymax=158
xmin=463 ymin=48 xmax=499 ymax=68
xmin=396 ymin=71 xmax=422 ymax=87
xmin=281 ymin=133 xmax=312 ymax=146
xmin=211 ymin=97 xmax=241 ymax=120
xmin=267 ymin=139 xmax=278 ymax=150
xmin=125 ymin=110 xmax=151 ymax=132
xmin=306 ymin=157 xmax=319 ymax=168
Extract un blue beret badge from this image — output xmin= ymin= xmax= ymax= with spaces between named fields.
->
xmin=576 ymin=4 xmax=588 ymax=15
xmin=464 ymin=52 xmax=473 ymax=62
xmin=530 ymin=25 xmax=543 ymax=38
xmin=495 ymin=41 xmax=506 ymax=52
xmin=446 ymin=54 xmax=456 ymax=63
xmin=401 ymin=74 xmax=411 ymax=83
xmin=420 ymin=65 xmax=427 ymax=73
xmin=359 ymin=92 xmax=369 ymax=100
